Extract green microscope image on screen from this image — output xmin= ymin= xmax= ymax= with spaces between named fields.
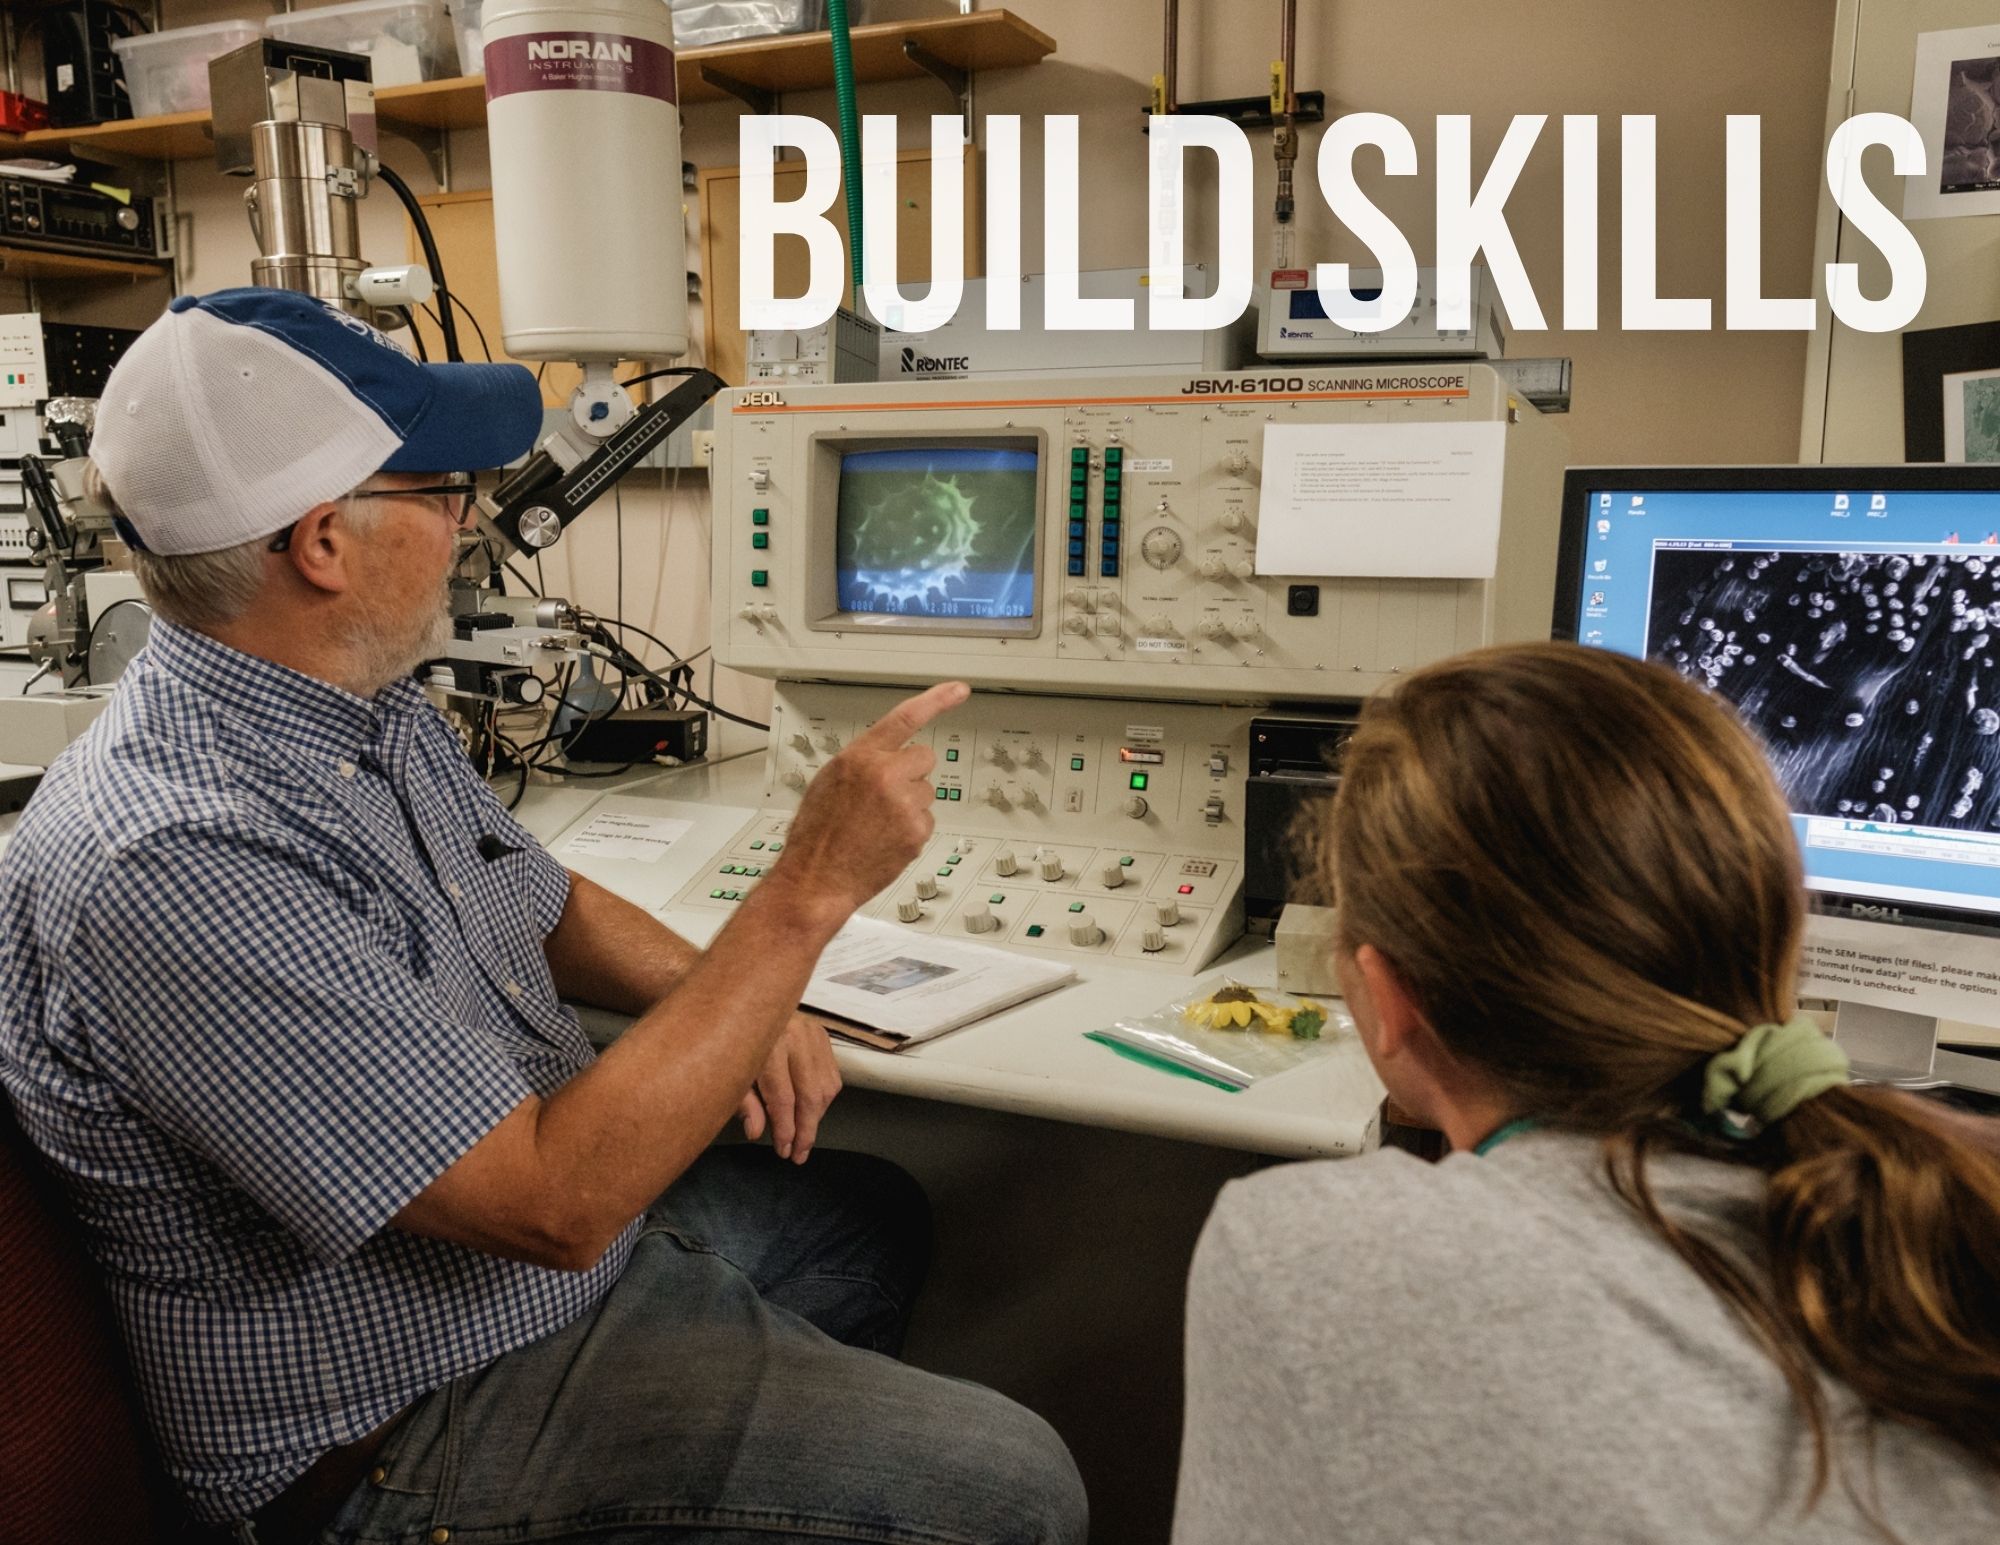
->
xmin=836 ymin=447 xmax=1039 ymax=618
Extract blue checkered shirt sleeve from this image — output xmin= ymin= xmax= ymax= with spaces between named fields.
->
xmin=79 ymin=823 xmax=535 ymax=1263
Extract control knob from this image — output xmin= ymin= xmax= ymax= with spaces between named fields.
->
xmin=1141 ymin=925 xmax=1168 ymax=953
xmin=964 ymin=905 xmax=1000 ymax=935
xmin=1067 ymin=913 xmax=1105 ymax=947
xmin=1143 ymin=614 xmax=1172 ymax=636
xmin=116 ymin=206 xmax=141 ymax=232
xmin=1066 ymin=588 xmax=1094 ymax=609
xmin=789 ymin=732 xmax=813 ymax=755
xmin=1199 ymin=557 xmax=1226 ymax=581
xmin=1231 ymin=560 xmax=1257 ymax=582
xmin=995 ymin=849 xmax=1020 ymax=877
xmin=1018 ymin=788 xmax=1042 ymax=812
xmin=896 ymin=898 xmax=924 ymax=922
xmin=914 ymin=875 xmax=939 ymax=900
xmin=1100 ymin=864 xmax=1125 ymax=890
xmin=1140 ymin=527 xmax=1183 ymax=569
xmin=1197 ymin=617 xmax=1227 ymax=639
xmin=781 ymin=769 xmax=807 ymax=791
xmin=1230 ymin=616 xmax=1260 ymax=640
xmin=1063 ymin=615 xmax=1090 ymax=635
xmin=1036 ymin=851 xmax=1065 ymax=882
xmin=991 ymin=746 xmax=1013 ymax=768
xmin=816 ymin=732 xmax=842 ymax=753
xmin=1154 ymin=899 xmax=1181 ymax=927
xmin=1220 ymin=510 xmax=1245 ymax=533
xmin=1124 ymin=795 xmax=1150 ymax=819
xmin=985 ymin=783 xmax=1009 ymax=808
xmin=1224 ymin=450 xmax=1249 ymax=475
xmin=740 ymin=604 xmax=766 ymax=627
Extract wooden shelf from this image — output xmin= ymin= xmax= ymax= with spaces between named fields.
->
xmin=0 ymin=243 xmax=168 ymax=282
xmin=11 ymin=10 xmax=1056 ymax=162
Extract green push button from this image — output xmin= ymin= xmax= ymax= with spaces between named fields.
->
xmin=751 ymin=531 xmax=769 ymax=550
xmin=1105 ymin=447 xmax=1123 ymax=463
xmin=1026 ymin=924 xmax=1045 ymax=938
xmin=1071 ymin=447 xmax=1088 ymax=463
xmin=724 ymin=890 xmax=741 ymax=901
xmin=749 ymin=840 xmax=765 ymax=850
xmin=769 ymin=842 xmax=783 ymax=852
xmin=945 ymin=748 xmax=959 ymax=762
xmin=1068 ymin=901 xmax=1085 ymax=914
xmin=946 ymin=855 xmax=962 ymax=865
xmin=947 ymin=788 xmax=961 ymax=801
xmin=1070 ymin=756 xmax=1085 ymax=771
xmin=752 ymin=508 xmax=770 ymax=525
xmin=710 ymin=889 xmax=725 ymax=899
xmin=937 ymin=867 xmax=953 ymax=877
xmin=750 ymin=569 xmax=768 ymax=587
xmin=1120 ymin=855 xmax=1134 ymax=866
xmin=936 ymin=787 xmax=949 ymax=799
xmin=989 ymin=893 xmax=1005 ymax=905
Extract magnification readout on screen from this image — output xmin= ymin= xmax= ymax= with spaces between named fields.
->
xmin=835 ymin=447 xmax=1039 ymax=619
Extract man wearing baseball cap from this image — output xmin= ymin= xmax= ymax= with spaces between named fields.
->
xmin=0 ymin=290 xmax=1085 ymax=1545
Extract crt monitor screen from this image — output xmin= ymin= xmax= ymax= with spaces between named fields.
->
xmin=835 ymin=447 xmax=1039 ymax=620
xmin=1557 ymin=468 xmax=2000 ymax=924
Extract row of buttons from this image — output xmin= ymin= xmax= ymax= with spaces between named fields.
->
xmin=1064 ymin=446 xmax=1125 ymax=580
xmin=749 ymin=506 xmax=771 ymax=586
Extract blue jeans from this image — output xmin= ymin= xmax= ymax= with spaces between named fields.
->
xmin=319 ymin=1147 xmax=1087 ymax=1544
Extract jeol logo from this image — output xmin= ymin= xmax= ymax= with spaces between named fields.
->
xmin=527 ymin=37 xmax=634 ymax=62
xmin=899 ymin=347 xmax=969 ymax=374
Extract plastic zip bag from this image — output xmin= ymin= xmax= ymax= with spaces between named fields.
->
xmin=1086 ymin=977 xmax=1354 ymax=1091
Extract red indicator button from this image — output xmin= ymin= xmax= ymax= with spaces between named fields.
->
xmin=1177 ymin=884 xmax=1195 ymax=895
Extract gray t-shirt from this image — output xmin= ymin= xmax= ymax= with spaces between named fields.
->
xmin=1173 ymin=1129 xmax=2000 ymax=1544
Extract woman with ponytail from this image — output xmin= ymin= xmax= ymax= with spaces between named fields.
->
xmin=1172 ymin=642 xmax=2000 ymax=1545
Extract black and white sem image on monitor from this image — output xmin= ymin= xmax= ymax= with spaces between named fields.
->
xmin=1647 ymin=547 xmax=2000 ymax=832
xmin=835 ymin=447 xmax=1038 ymax=619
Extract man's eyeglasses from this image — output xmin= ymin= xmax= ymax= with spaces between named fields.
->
xmin=268 ymin=477 xmax=477 ymax=552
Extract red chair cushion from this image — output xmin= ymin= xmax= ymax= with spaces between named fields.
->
xmin=0 ymin=1103 xmax=174 ymax=1544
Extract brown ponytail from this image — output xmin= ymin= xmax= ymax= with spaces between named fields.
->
xmin=1320 ymin=642 xmax=2000 ymax=1501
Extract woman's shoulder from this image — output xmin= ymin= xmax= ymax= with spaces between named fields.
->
xmin=1200 ymin=1131 xmax=1766 ymax=1306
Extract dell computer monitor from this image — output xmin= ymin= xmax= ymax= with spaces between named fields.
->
xmin=825 ymin=442 xmax=1041 ymax=633
xmin=1555 ymin=465 xmax=2000 ymax=931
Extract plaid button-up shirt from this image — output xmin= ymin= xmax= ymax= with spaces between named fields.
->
xmin=0 ymin=620 xmax=635 ymax=1524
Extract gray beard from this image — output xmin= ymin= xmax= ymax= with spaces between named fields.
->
xmin=345 ymin=580 xmax=454 ymax=698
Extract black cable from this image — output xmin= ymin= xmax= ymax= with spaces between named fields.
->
xmin=374 ymin=161 xmax=462 ymax=362
xmin=396 ymin=306 xmax=429 ymax=361
xmin=600 ymin=644 xmax=768 ymax=732
xmin=494 ymin=731 xmax=531 ymax=810
xmin=620 ymin=367 xmax=700 ymax=390
xmin=447 ymin=289 xmax=493 ymax=362
xmin=502 ymin=558 xmax=542 ymax=597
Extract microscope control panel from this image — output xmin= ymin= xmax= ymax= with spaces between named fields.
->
xmin=672 ymin=683 xmax=1252 ymax=972
xmin=711 ymin=364 xmax=1567 ymax=703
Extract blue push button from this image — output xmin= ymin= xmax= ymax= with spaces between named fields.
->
xmin=1068 ymin=539 xmax=1085 ymax=557
xmin=1068 ymin=558 xmax=1087 ymax=576
xmin=1101 ymin=559 xmax=1120 ymax=576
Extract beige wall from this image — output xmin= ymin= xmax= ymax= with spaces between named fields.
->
xmin=15 ymin=0 xmax=1840 ymax=711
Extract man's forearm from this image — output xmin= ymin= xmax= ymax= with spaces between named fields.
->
xmin=526 ymin=874 xmax=849 ymax=1252
xmin=544 ymin=871 xmax=702 ymax=1014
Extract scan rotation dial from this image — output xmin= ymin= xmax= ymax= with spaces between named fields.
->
xmin=845 ymin=470 xmax=982 ymax=608
xmin=1141 ymin=527 xmax=1183 ymax=569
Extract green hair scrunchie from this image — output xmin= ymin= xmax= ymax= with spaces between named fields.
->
xmin=1701 ymin=1014 xmax=1850 ymax=1125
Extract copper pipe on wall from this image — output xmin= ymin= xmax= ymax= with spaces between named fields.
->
xmin=1272 ymin=0 xmax=1300 ymax=244
xmin=1163 ymin=0 xmax=1180 ymax=114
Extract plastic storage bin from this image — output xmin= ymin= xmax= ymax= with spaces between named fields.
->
xmin=266 ymin=0 xmax=459 ymax=88
xmin=110 ymin=19 xmax=265 ymax=118
xmin=447 ymin=1 xmax=486 ymax=76
xmin=670 ymin=1 xmax=861 ymax=49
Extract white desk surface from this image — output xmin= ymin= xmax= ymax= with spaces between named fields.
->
xmin=514 ymin=742 xmax=1386 ymax=1159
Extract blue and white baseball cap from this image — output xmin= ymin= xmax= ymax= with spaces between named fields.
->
xmin=90 ymin=287 xmax=543 ymax=556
